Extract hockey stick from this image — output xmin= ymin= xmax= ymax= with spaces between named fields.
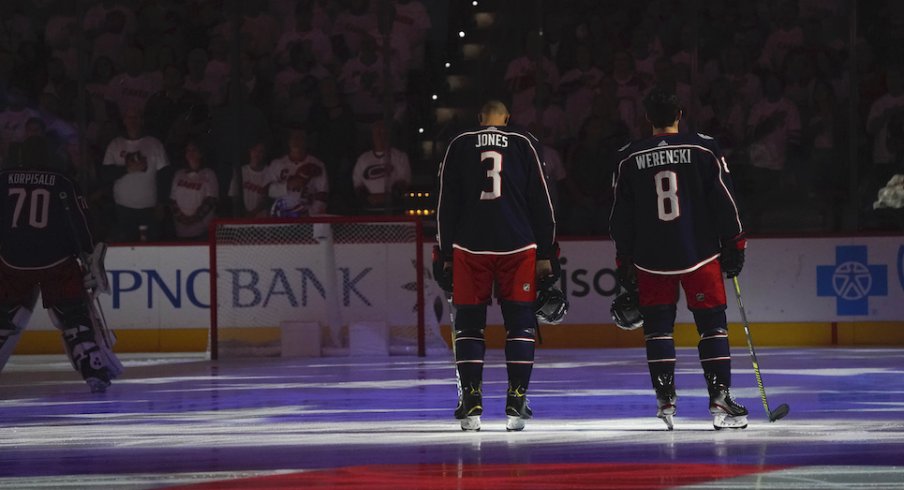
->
xmin=732 ymin=276 xmax=789 ymax=422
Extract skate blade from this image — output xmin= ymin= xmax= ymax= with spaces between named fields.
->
xmin=506 ymin=416 xmax=526 ymax=431
xmin=658 ymin=413 xmax=674 ymax=430
xmin=460 ymin=416 xmax=481 ymax=431
xmin=713 ymin=413 xmax=748 ymax=430
xmin=86 ymin=378 xmax=110 ymax=393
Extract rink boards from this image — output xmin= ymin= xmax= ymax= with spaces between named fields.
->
xmin=13 ymin=235 xmax=904 ymax=353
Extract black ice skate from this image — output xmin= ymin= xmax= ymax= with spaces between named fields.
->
xmin=652 ymin=372 xmax=676 ymax=430
xmin=655 ymin=386 xmax=677 ymax=430
xmin=708 ymin=383 xmax=748 ymax=430
xmin=454 ymin=385 xmax=482 ymax=431
xmin=505 ymin=386 xmax=532 ymax=431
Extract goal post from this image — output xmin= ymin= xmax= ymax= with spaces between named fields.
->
xmin=208 ymin=216 xmax=447 ymax=359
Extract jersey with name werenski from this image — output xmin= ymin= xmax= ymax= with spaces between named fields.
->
xmin=436 ymin=125 xmax=556 ymax=258
xmin=0 ymin=169 xmax=94 ymax=270
xmin=609 ymin=132 xmax=743 ymax=274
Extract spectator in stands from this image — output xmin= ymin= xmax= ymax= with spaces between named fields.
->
xmin=309 ymin=77 xmax=358 ymax=214
xmin=0 ymin=87 xmax=39 ymax=163
xmin=393 ymin=0 xmax=431 ymax=70
xmin=102 ymin=106 xmax=171 ymax=242
xmin=42 ymin=57 xmax=77 ymax=118
xmin=229 ymin=141 xmax=272 ymax=218
xmin=334 ymin=0 xmax=378 ymax=59
xmin=746 ymin=71 xmax=802 ymax=227
xmin=610 ymin=50 xmax=645 ymax=139
xmin=511 ymin=83 xmax=568 ymax=148
xmin=866 ymin=64 xmax=904 ymax=190
xmin=339 ymin=35 xmax=389 ymax=125
xmin=274 ymin=43 xmax=329 ymax=124
xmin=352 ymin=120 xmax=410 ymax=213
xmin=804 ymin=78 xmax=846 ymax=199
xmin=44 ymin=3 xmax=78 ymax=80
xmin=206 ymin=83 xmax=270 ymax=201
xmin=170 ymin=140 xmax=218 ymax=241
xmin=83 ymin=0 xmax=137 ymax=41
xmin=698 ymin=77 xmax=747 ymax=160
xmin=268 ymin=126 xmax=328 ymax=216
xmin=91 ymin=9 xmax=130 ymax=71
xmin=107 ymin=45 xmax=162 ymax=115
xmin=758 ymin=1 xmax=804 ymax=72
xmin=239 ymin=0 xmax=281 ymax=62
xmin=276 ymin=2 xmax=335 ymax=70
xmin=504 ymin=31 xmax=560 ymax=120
xmin=144 ymin=64 xmax=207 ymax=151
xmin=628 ymin=29 xmax=658 ymax=83
xmin=562 ymin=112 xmax=625 ymax=235
xmin=559 ymin=43 xmax=606 ymax=139
xmin=183 ymin=48 xmax=222 ymax=107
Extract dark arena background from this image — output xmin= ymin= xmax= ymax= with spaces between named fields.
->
xmin=1 ymin=0 xmax=903 ymax=488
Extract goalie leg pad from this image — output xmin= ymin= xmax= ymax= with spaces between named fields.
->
xmin=48 ymin=301 xmax=121 ymax=382
xmin=501 ymin=301 xmax=536 ymax=391
xmin=453 ymin=305 xmax=487 ymax=388
xmin=83 ymin=243 xmax=110 ymax=294
xmin=694 ymin=308 xmax=732 ymax=387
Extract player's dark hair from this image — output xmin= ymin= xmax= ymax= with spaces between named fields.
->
xmin=643 ymin=86 xmax=681 ymax=129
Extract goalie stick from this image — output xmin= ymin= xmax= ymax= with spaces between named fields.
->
xmin=58 ymin=192 xmax=123 ymax=376
xmin=732 ymin=276 xmax=789 ymax=422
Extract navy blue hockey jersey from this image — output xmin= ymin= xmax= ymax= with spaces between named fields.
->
xmin=0 ymin=169 xmax=94 ymax=270
xmin=609 ymin=132 xmax=743 ymax=274
xmin=436 ymin=125 xmax=555 ymax=258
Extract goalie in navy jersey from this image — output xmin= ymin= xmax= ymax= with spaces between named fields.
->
xmin=0 ymin=136 xmax=121 ymax=392
xmin=435 ymin=100 xmax=557 ymax=431
xmin=609 ymin=87 xmax=749 ymax=430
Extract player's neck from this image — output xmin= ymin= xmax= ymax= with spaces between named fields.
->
xmin=652 ymin=123 xmax=679 ymax=135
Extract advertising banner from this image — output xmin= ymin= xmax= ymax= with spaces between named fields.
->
xmin=26 ymin=237 xmax=904 ymax=332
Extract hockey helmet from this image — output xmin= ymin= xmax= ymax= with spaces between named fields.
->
xmin=611 ymin=291 xmax=643 ymax=330
xmin=535 ymin=286 xmax=568 ymax=324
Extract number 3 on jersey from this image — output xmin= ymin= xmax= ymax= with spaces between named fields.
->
xmin=654 ymin=170 xmax=679 ymax=221
xmin=480 ymin=150 xmax=502 ymax=200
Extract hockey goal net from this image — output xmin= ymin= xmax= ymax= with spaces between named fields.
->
xmin=208 ymin=216 xmax=448 ymax=359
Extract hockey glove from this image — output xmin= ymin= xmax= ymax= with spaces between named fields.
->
xmin=432 ymin=245 xmax=453 ymax=293
xmin=83 ymin=243 xmax=110 ymax=295
xmin=615 ymin=256 xmax=638 ymax=295
xmin=719 ymin=234 xmax=747 ymax=278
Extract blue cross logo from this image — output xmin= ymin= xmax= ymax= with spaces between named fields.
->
xmin=817 ymin=246 xmax=887 ymax=315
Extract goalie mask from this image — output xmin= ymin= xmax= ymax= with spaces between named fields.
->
xmin=535 ymin=287 xmax=568 ymax=324
xmin=611 ymin=291 xmax=643 ymax=330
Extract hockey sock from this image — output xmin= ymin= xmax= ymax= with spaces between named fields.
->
xmin=501 ymin=301 xmax=536 ymax=391
xmin=453 ymin=306 xmax=487 ymax=388
xmin=642 ymin=305 xmax=678 ymax=389
xmin=695 ymin=308 xmax=732 ymax=387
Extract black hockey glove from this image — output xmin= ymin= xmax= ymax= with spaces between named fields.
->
xmin=432 ymin=245 xmax=453 ymax=293
xmin=615 ymin=255 xmax=638 ymax=295
xmin=536 ymin=241 xmax=562 ymax=289
xmin=719 ymin=234 xmax=747 ymax=278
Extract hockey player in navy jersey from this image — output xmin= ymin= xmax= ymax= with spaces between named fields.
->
xmin=0 ymin=136 xmax=122 ymax=392
xmin=435 ymin=100 xmax=558 ymax=431
xmin=609 ymin=87 xmax=748 ymax=430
